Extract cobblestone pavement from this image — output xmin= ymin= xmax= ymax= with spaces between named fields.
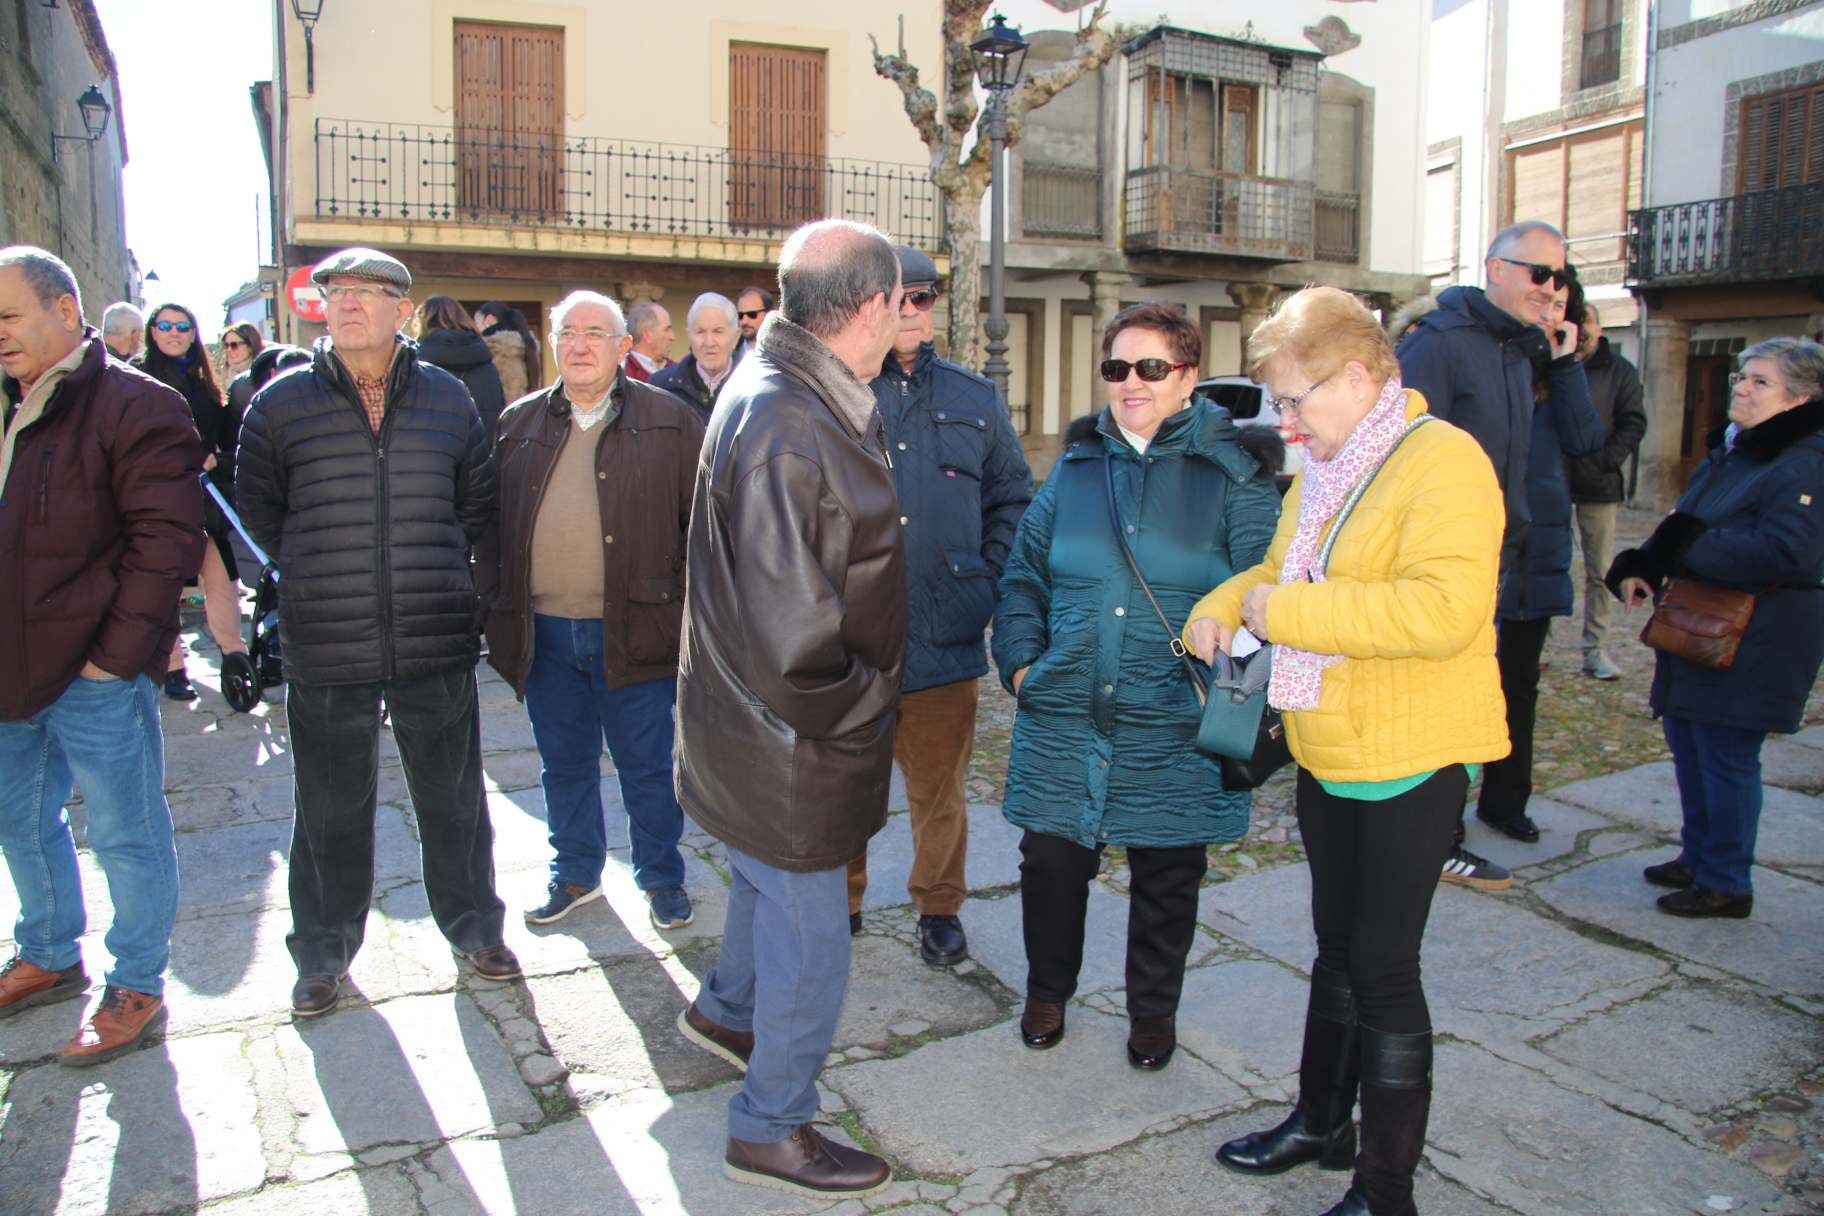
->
xmin=2 ymin=508 xmax=1821 ymax=1215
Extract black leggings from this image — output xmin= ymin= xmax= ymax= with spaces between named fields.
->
xmin=1298 ymin=765 xmax=1465 ymax=1034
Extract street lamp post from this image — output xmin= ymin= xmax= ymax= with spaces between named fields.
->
xmin=291 ymin=0 xmax=325 ymax=94
xmin=970 ymin=14 xmax=1028 ymax=400
xmin=49 ymin=84 xmax=111 ymax=164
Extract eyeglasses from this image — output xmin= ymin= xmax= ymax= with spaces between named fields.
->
xmin=555 ymin=327 xmax=624 ymax=346
xmin=737 ymin=308 xmax=768 ymax=321
xmin=1728 ymin=372 xmax=1780 ymax=392
xmin=1495 ymin=257 xmax=1569 ymax=290
xmin=221 ymin=338 xmax=248 ymax=351
xmin=323 ymin=284 xmax=402 ymax=304
xmin=152 ymin=320 xmax=194 ymax=334
xmin=1267 ymin=373 xmax=1333 ymax=415
xmin=1100 ymin=358 xmax=1193 ymax=383
xmin=903 ymin=288 xmax=939 ymax=312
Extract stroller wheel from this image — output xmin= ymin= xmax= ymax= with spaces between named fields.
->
xmin=222 ymin=652 xmax=262 ymax=713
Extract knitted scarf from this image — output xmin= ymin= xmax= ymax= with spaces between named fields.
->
xmin=1268 ymin=375 xmax=1410 ymax=711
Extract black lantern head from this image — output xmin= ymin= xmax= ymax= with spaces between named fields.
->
xmin=76 ymin=85 xmax=110 ymax=139
xmin=290 ymin=0 xmax=325 ymax=24
xmin=971 ymin=14 xmax=1028 ymax=93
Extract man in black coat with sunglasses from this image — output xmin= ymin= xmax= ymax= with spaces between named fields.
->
xmin=845 ymin=245 xmax=1032 ymax=965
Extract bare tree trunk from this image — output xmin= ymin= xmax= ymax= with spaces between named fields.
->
xmin=943 ymin=186 xmax=985 ymax=368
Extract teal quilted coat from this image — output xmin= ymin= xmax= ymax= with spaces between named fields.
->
xmin=992 ymin=400 xmax=1282 ymax=848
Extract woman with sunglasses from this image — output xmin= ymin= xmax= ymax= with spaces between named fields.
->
xmin=1185 ymin=287 xmax=1509 ymax=1216
xmin=993 ymin=302 xmax=1282 ymax=1072
xmin=140 ymin=303 xmax=251 ymax=701
xmin=218 ymin=323 xmax=263 ymax=384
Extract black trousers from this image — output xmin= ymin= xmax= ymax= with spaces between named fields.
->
xmin=1298 ymin=765 xmax=1464 ymax=1034
xmin=1474 ymin=615 xmax=1553 ymax=826
xmin=285 ymin=666 xmax=506 ymax=975
xmin=1019 ymin=829 xmax=1208 ymax=1018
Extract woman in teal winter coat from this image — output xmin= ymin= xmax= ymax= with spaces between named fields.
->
xmin=993 ymin=302 xmax=1282 ymax=1071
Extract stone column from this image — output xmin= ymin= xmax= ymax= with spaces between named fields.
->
xmin=1083 ymin=270 xmax=1129 ymax=367
xmin=1227 ymin=282 xmax=1281 ymax=351
xmin=1634 ymin=315 xmax=1691 ymax=512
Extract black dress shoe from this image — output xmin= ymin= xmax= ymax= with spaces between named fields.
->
xmin=1642 ymin=859 xmax=1695 ymax=889
xmin=1658 ymin=886 xmax=1752 ymax=919
xmin=725 ymin=1123 xmax=890 ymax=1198
xmin=917 ymin=915 xmax=967 ymax=966
xmin=455 ymin=945 xmax=523 ymax=980
xmin=849 ymin=912 xmax=863 ymax=936
xmin=1020 ymin=999 xmax=1065 ymax=1049
xmin=291 ymin=973 xmax=345 ymax=1018
xmin=1127 ymin=1014 xmax=1176 ymax=1070
xmin=1476 ymin=809 xmax=1540 ymax=842
xmin=163 ymin=670 xmax=198 ymax=702
xmin=1319 ymin=1186 xmax=1372 ymax=1215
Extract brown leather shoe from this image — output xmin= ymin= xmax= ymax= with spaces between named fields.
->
xmin=60 ymin=987 xmax=166 ymax=1067
xmin=291 ymin=973 xmax=345 ymax=1018
xmin=455 ymin=945 xmax=522 ymax=980
xmin=677 ymin=1002 xmax=753 ymax=1072
xmin=1020 ymin=999 xmax=1066 ymax=1049
xmin=0 ymin=956 xmax=88 ymax=1018
xmin=724 ymin=1123 xmax=891 ymax=1198
xmin=1127 ymin=1014 xmax=1177 ymax=1070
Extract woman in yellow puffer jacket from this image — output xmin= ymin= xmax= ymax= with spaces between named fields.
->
xmin=1183 ymin=287 xmax=1508 ymax=1216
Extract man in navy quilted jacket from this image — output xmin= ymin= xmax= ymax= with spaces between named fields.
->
xmin=846 ymin=245 xmax=1032 ymax=964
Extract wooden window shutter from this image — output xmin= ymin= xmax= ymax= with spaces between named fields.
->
xmin=729 ymin=42 xmax=827 ymax=231
xmin=1508 ymin=143 xmax=1565 ymax=229
xmin=455 ymin=21 xmax=564 ymax=218
xmin=1738 ymin=82 xmax=1824 ymax=194
xmin=1567 ymin=131 xmax=1627 ymax=262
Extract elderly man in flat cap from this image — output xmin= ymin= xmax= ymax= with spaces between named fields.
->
xmin=238 ymin=246 xmax=517 ymax=1018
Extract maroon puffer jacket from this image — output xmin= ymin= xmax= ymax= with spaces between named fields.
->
xmin=0 ymin=335 xmax=205 ymax=720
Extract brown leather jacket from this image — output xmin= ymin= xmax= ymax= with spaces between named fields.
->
xmin=476 ymin=372 xmax=704 ymax=696
xmin=0 ymin=335 xmax=205 ymax=720
xmin=675 ymin=315 xmax=907 ymax=872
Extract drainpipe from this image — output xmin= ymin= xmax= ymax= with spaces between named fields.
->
xmin=1630 ymin=0 xmax=1659 ymax=503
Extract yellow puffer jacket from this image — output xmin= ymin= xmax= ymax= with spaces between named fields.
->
xmin=1184 ymin=391 xmax=1510 ymax=782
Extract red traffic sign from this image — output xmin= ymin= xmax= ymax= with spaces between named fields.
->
xmin=285 ymin=265 xmax=326 ymax=323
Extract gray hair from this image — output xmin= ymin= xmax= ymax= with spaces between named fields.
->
xmin=0 ymin=245 xmax=83 ymax=315
xmin=686 ymin=292 xmax=739 ymax=333
xmin=1486 ymin=220 xmax=1566 ymax=262
xmin=1741 ymin=336 xmax=1824 ymax=402
xmin=102 ymin=301 xmax=145 ymax=336
xmin=777 ymin=220 xmax=898 ymax=338
xmin=550 ymin=290 xmax=626 ymax=335
xmin=627 ymin=300 xmax=668 ymax=342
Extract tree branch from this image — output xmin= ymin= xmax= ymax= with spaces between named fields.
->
xmin=869 ymin=32 xmax=945 ymax=149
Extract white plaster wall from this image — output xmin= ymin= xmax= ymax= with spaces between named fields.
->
xmin=1427 ymin=0 xmax=1493 ymax=284
xmin=1648 ymin=7 xmax=1824 ymax=206
xmin=1502 ymin=0 xmax=1566 ymax=121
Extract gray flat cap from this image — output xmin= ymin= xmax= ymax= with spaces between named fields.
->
xmin=892 ymin=244 xmax=939 ymax=287
xmin=311 ymin=247 xmax=412 ymax=292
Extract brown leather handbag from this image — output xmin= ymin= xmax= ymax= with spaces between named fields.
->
xmin=1640 ymin=578 xmax=1758 ymax=670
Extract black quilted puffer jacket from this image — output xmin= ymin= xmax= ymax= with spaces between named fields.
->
xmin=236 ymin=336 xmax=494 ymax=685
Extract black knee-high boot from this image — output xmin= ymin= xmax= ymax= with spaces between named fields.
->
xmin=1321 ymin=1025 xmax=1431 ymax=1216
xmin=1217 ymin=963 xmax=1360 ymax=1174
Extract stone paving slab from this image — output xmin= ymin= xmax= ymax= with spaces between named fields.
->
xmin=854 ymin=801 xmax=1024 ymax=912
xmin=524 ymin=954 xmax=719 ymax=1100
xmin=263 ymin=992 xmax=541 ymax=1162
xmin=1536 ymin=979 xmax=1824 ymax=1115
xmin=415 ymin=1086 xmax=868 ymax=1216
xmin=1197 ymin=863 xmax=1671 ymax=1044
xmin=0 ymin=1031 xmax=264 ymax=1216
xmin=1533 ymin=852 xmax=1824 ymax=995
xmin=167 ymin=773 xmax=300 ymax=832
xmin=1789 ymin=724 xmax=1824 ymax=750
xmin=1173 ymin=957 xmax=1313 ymax=1091
xmin=833 ymin=931 xmax=1008 ymax=1053
xmin=824 ymin=1007 xmax=1247 ymax=1176
xmin=1548 ymin=762 xmax=1824 ymax=870
xmin=1761 ymin=737 xmax=1824 ymax=792
xmin=1459 ymin=795 xmax=1618 ymax=873
xmin=1426 ymin=1041 xmax=1786 ymax=1215
xmin=194 ymin=1164 xmax=420 ymax=1216
xmin=1007 ymin=1111 xmax=1516 ymax=1216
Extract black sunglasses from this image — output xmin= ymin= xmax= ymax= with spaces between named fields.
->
xmin=1100 ymin=358 xmax=1192 ymax=383
xmin=903 ymin=288 xmax=939 ymax=311
xmin=153 ymin=320 xmax=194 ymax=334
xmin=1496 ymin=257 xmax=1569 ymax=289
xmin=737 ymin=308 xmax=767 ymax=320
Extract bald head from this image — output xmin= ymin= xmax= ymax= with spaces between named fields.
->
xmin=778 ymin=220 xmax=900 ymax=339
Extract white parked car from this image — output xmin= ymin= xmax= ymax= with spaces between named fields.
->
xmin=1196 ymin=376 xmax=1303 ymax=493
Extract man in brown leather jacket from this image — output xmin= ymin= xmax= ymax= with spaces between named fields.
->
xmin=476 ymin=290 xmax=703 ymax=932
xmin=0 ymin=246 xmax=205 ymax=1064
xmin=674 ymin=220 xmax=906 ymax=1199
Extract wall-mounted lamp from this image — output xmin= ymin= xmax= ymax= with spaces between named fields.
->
xmin=50 ymin=84 xmax=110 ymax=164
xmin=291 ymin=0 xmax=325 ymax=94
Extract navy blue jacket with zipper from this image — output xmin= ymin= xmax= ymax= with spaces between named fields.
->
xmin=874 ymin=342 xmax=1033 ymax=693
xmin=1498 ymin=357 xmax=1605 ymax=620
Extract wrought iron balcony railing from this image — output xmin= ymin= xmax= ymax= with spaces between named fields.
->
xmin=1122 ymin=166 xmax=1314 ymax=261
xmin=1021 ymin=160 xmax=1103 ymax=240
xmin=1315 ymin=191 xmax=1361 ymax=264
xmin=312 ymin=119 xmax=943 ymax=249
xmin=1629 ymin=184 xmax=1824 ymax=287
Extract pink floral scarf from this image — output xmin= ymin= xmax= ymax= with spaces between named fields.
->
xmin=1268 ymin=375 xmax=1411 ymax=711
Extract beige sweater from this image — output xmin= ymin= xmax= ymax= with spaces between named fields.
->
xmin=528 ymin=419 xmax=606 ymax=619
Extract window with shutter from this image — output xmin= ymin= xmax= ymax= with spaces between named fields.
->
xmin=454 ymin=21 xmax=564 ymax=219
xmin=1579 ymin=0 xmax=1622 ymax=90
xmin=1738 ymin=82 xmax=1824 ymax=194
xmin=728 ymin=43 xmax=827 ymax=232
xmin=1423 ymin=162 xmax=1460 ymax=280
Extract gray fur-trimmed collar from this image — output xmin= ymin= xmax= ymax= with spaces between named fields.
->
xmin=755 ymin=313 xmax=877 ymax=439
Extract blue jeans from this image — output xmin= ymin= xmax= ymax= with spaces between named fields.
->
xmin=0 ymin=674 xmax=178 ymax=995
xmin=695 ymin=846 xmax=851 ymax=1142
xmin=524 ymin=615 xmax=685 ymax=892
xmin=1662 ymin=715 xmax=1767 ymax=898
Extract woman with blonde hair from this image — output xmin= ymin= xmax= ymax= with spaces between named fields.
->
xmin=1186 ymin=287 xmax=1509 ymax=1216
